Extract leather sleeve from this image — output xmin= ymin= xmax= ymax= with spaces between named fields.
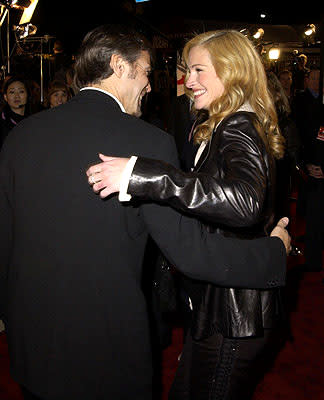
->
xmin=129 ymin=114 xmax=269 ymax=228
xmin=136 ymin=128 xmax=286 ymax=289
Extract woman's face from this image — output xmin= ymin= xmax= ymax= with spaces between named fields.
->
xmin=4 ymin=81 xmax=28 ymax=112
xmin=185 ymin=45 xmax=225 ymax=110
xmin=50 ymin=90 xmax=68 ymax=108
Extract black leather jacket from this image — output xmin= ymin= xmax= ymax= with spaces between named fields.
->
xmin=129 ymin=111 xmax=284 ymax=339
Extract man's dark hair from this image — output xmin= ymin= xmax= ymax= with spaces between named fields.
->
xmin=74 ymin=25 xmax=152 ymax=88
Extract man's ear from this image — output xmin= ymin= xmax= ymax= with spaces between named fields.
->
xmin=110 ymin=54 xmax=126 ymax=78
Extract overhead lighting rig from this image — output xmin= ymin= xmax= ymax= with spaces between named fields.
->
xmin=0 ymin=0 xmax=31 ymax=9
xmin=253 ymin=28 xmax=264 ymax=40
xmin=0 ymin=0 xmax=38 ymax=74
xmin=13 ymin=21 xmax=36 ymax=38
xmin=19 ymin=0 xmax=38 ymax=24
xmin=304 ymin=24 xmax=316 ymax=37
xmin=239 ymin=27 xmax=265 ymax=42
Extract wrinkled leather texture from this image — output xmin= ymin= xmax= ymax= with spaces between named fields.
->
xmin=129 ymin=112 xmax=283 ymax=338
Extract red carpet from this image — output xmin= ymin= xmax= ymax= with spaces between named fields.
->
xmin=1 ymin=201 xmax=324 ymax=399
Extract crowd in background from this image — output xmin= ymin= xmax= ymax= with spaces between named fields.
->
xmin=0 ymin=39 xmax=77 ymax=150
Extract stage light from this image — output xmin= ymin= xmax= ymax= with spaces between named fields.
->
xmin=12 ymin=0 xmax=30 ymax=8
xmin=13 ymin=22 xmax=37 ymax=38
xmin=239 ymin=28 xmax=249 ymax=37
xmin=253 ymin=28 xmax=264 ymax=40
xmin=19 ymin=0 xmax=38 ymax=24
xmin=304 ymin=23 xmax=316 ymax=36
xmin=0 ymin=5 xmax=8 ymax=26
xmin=268 ymin=47 xmax=280 ymax=60
xmin=0 ymin=0 xmax=31 ymax=9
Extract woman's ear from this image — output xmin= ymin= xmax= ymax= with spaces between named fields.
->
xmin=110 ymin=54 xmax=126 ymax=78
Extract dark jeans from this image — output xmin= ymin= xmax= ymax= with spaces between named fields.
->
xmin=169 ymin=329 xmax=275 ymax=400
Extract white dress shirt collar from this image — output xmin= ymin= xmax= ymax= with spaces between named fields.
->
xmin=80 ymin=87 xmax=126 ymax=113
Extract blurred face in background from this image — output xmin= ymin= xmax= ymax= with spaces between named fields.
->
xmin=50 ymin=89 xmax=68 ymax=108
xmin=278 ymin=72 xmax=292 ymax=92
xmin=4 ymin=81 xmax=28 ymax=113
xmin=306 ymin=69 xmax=320 ymax=94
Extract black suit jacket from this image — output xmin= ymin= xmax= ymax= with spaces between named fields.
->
xmin=0 ymin=89 xmax=286 ymax=399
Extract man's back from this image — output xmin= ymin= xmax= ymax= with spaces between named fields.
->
xmin=0 ymin=89 xmax=177 ymax=400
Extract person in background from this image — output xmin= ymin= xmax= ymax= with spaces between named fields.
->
xmin=65 ymin=65 xmax=79 ymax=97
xmin=0 ymin=76 xmax=30 ymax=149
xmin=50 ymin=39 xmax=71 ymax=82
xmin=0 ymin=25 xmax=290 ymax=400
xmin=292 ymin=68 xmax=324 ymax=272
xmin=303 ymin=126 xmax=324 ymax=273
xmin=267 ymin=72 xmax=301 ymax=222
xmin=291 ymin=68 xmax=321 ymax=219
xmin=278 ymin=69 xmax=294 ymax=104
xmin=28 ymin=79 xmax=43 ymax=114
xmin=292 ymin=53 xmax=310 ymax=94
xmin=44 ymin=80 xmax=71 ymax=108
xmin=87 ymin=30 xmax=289 ymax=400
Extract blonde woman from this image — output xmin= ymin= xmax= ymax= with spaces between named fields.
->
xmin=87 ymin=30 xmax=286 ymax=399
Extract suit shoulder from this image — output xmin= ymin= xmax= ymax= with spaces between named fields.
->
xmin=121 ymin=112 xmax=174 ymax=143
xmin=1 ymin=109 xmax=49 ymax=143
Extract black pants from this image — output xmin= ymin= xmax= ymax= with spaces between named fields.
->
xmin=20 ymin=386 xmax=44 ymax=400
xmin=169 ymin=329 xmax=275 ymax=400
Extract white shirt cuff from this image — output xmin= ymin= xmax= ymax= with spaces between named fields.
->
xmin=118 ymin=156 xmax=138 ymax=202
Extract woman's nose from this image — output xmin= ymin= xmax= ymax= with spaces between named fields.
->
xmin=185 ymin=74 xmax=194 ymax=89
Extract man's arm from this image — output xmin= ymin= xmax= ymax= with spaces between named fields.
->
xmin=87 ymin=136 xmax=289 ymax=290
xmin=140 ymin=199 xmax=288 ymax=289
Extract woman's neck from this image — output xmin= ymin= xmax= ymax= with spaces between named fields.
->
xmin=11 ymin=105 xmax=25 ymax=116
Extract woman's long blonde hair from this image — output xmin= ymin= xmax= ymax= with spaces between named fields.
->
xmin=182 ymin=30 xmax=285 ymax=159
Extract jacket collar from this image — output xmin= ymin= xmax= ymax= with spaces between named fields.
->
xmin=71 ymin=88 xmax=124 ymax=115
xmin=194 ymin=103 xmax=255 ymax=171
xmin=80 ymin=87 xmax=126 ymax=112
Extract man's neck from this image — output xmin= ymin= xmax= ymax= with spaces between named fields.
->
xmin=88 ymin=79 xmax=120 ymax=100
xmin=83 ymin=83 xmax=126 ymax=113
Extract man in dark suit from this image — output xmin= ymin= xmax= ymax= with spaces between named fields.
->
xmin=0 ymin=25 xmax=289 ymax=400
xmin=304 ymin=131 xmax=324 ymax=272
xmin=291 ymin=68 xmax=321 ymax=171
xmin=303 ymin=122 xmax=324 ymax=272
